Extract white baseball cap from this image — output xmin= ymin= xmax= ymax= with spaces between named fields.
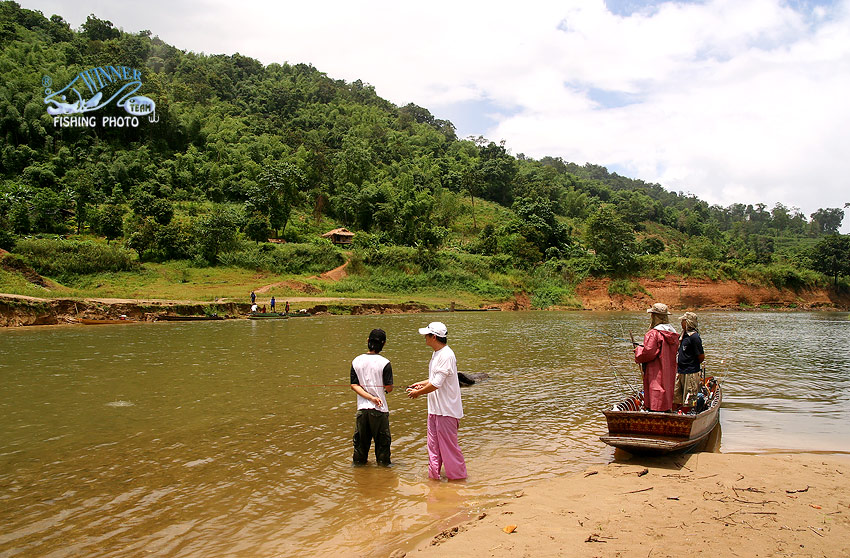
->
xmin=418 ymin=321 xmax=448 ymax=337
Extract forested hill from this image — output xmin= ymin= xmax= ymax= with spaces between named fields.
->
xmin=1 ymin=1 xmax=848 ymax=301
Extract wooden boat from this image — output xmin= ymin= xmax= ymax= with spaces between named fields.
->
xmin=600 ymin=376 xmax=722 ymax=454
xmin=157 ymin=315 xmax=224 ymax=321
xmin=79 ymin=318 xmax=134 ymax=325
xmin=284 ymin=312 xmax=312 ymax=318
xmin=248 ymin=312 xmax=288 ymax=319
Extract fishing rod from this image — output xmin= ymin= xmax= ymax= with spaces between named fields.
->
xmin=713 ymin=359 xmax=736 ymax=388
xmin=603 ymin=345 xmax=640 ymax=397
xmin=575 ymin=323 xmax=642 ymax=396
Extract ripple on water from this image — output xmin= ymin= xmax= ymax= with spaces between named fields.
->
xmin=105 ymin=400 xmax=134 ymax=407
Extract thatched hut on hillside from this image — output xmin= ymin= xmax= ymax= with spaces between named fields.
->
xmin=321 ymin=227 xmax=354 ymax=246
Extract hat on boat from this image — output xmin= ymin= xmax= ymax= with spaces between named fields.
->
xmin=418 ymin=321 xmax=448 ymax=337
xmin=646 ymin=303 xmax=671 ymax=315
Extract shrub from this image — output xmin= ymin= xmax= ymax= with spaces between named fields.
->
xmin=15 ymin=238 xmax=138 ymax=280
xmin=217 ymin=242 xmax=344 ymax=275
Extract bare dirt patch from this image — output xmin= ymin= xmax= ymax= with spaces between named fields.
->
xmin=255 ymin=280 xmax=321 ymax=294
xmin=314 ymin=260 xmax=349 ymax=281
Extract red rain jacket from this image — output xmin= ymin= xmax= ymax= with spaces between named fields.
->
xmin=634 ymin=327 xmax=680 ymax=411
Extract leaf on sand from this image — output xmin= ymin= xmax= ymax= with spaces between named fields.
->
xmin=503 ymin=525 xmax=517 ymax=534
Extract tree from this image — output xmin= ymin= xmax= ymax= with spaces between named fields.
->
xmin=66 ymin=169 xmax=94 ymax=234
xmin=584 ymin=204 xmax=636 ymax=275
xmin=477 ymin=142 xmax=517 ymax=206
xmin=81 ymin=14 xmax=120 ymax=41
xmin=809 ymin=235 xmax=850 ymax=286
xmin=244 ymin=213 xmax=271 ymax=244
xmin=193 ymin=208 xmax=238 ymax=264
xmin=129 ymin=189 xmax=174 ymax=225
xmin=460 ymin=168 xmax=482 ymax=230
xmin=810 ymin=208 xmax=844 ymax=236
xmin=511 ymin=197 xmax=570 ymax=256
xmin=31 ymin=189 xmax=67 ymax=233
xmin=98 ymin=204 xmax=126 ymax=243
xmin=248 ymin=162 xmax=305 ymax=237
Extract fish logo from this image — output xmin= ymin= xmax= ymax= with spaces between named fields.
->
xmin=43 ymin=65 xmax=157 ymax=123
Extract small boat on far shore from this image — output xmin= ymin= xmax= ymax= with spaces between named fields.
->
xmin=156 ymin=315 xmax=224 ymax=321
xmin=79 ymin=318 xmax=134 ymax=325
xmin=600 ymin=375 xmax=722 ymax=454
xmin=248 ymin=312 xmax=288 ymax=319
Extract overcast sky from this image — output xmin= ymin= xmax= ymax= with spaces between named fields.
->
xmin=20 ymin=0 xmax=850 ymax=231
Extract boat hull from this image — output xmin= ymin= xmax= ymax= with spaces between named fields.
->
xmin=248 ymin=313 xmax=288 ymax=319
xmin=157 ymin=315 xmax=224 ymax=321
xmin=601 ymin=381 xmax=721 ymax=455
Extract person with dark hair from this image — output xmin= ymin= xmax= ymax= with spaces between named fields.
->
xmin=634 ymin=303 xmax=680 ymax=412
xmin=251 ymin=291 xmax=256 ymax=304
xmin=270 ymin=296 xmax=276 ymax=313
xmin=350 ymin=328 xmax=394 ymax=466
xmin=407 ymin=321 xmax=467 ymax=480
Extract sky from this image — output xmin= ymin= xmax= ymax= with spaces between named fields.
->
xmin=19 ymin=0 xmax=850 ymax=231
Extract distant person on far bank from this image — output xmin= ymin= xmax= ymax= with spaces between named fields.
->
xmin=675 ymin=311 xmax=705 ymax=410
xmin=350 ymin=328 xmax=393 ymax=466
xmin=407 ymin=321 xmax=467 ymax=480
xmin=634 ymin=303 xmax=679 ymax=412
xmin=250 ymin=303 xmax=258 ymax=314
xmin=251 ymin=291 xmax=256 ymax=304
xmin=285 ymin=301 xmax=290 ymax=315
xmin=270 ymin=296 xmax=276 ymax=312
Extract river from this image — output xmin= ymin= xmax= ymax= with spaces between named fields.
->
xmin=1 ymin=311 xmax=848 ymax=557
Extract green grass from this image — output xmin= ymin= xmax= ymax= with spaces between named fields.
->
xmin=0 ymin=268 xmax=60 ymax=298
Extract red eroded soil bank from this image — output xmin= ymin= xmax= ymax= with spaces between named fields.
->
xmin=575 ymin=277 xmax=850 ymax=311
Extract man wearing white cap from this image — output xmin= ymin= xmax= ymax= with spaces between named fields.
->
xmin=407 ymin=321 xmax=467 ymax=480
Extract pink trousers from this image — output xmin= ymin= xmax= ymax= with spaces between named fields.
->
xmin=427 ymin=414 xmax=467 ymax=480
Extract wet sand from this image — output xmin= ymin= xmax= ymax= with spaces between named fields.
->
xmin=406 ymin=452 xmax=850 ymax=557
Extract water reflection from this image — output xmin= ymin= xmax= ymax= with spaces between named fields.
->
xmin=0 ymin=311 xmax=848 ymax=556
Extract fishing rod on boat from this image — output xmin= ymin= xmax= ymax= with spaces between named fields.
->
xmin=713 ymin=359 xmax=736 ymax=388
xmin=575 ymin=324 xmax=640 ymax=396
xmin=603 ymin=346 xmax=640 ymax=397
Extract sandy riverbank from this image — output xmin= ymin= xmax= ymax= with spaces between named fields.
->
xmin=403 ymin=452 xmax=850 ymax=558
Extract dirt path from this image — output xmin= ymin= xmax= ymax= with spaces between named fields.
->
xmin=319 ymin=259 xmax=349 ymax=280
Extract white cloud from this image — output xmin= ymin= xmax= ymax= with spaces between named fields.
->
xmin=18 ymin=0 xmax=850 ymax=229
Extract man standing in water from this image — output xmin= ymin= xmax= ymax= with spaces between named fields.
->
xmin=634 ymin=303 xmax=680 ymax=412
xmin=350 ymin=329 xmax=393 ymax=466
xmin=407 ymin=322 xmax=467 ymax=480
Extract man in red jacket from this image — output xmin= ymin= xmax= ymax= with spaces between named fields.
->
xmin=634 ymin=303 xmax=680 ymax=412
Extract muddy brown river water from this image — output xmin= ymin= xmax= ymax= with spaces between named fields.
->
xmin=1 ymin=311 xmax=848 ymax=556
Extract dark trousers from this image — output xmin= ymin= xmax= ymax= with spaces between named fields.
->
xmin=353 ymin=409 xmax=391 ymax=465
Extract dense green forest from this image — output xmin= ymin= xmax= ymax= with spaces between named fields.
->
xmin=1 ymin=1 xmax=848 ymax=305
